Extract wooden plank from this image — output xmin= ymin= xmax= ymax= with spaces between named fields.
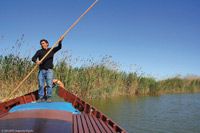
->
xmin=77 ymin=115 xmax=84 ymax=133
xmin=98 ymin=119 xmax=114 ymax=133
xmin=106 ymin=121 xmax=117 ymax=133
xmin=80 ymin=114 xmax=90 ymax=133
xmin=73 ymin=115 xmax=78 ymax=133
xmin=84 ymin=113 xmax=95 ymax=133
xmin=87 ymin=114 xmax=101 ymax=133
xmin=92 ymin=115 xmax=107 ymax=133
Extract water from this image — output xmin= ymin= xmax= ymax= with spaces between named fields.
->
xmin=91 ymin=93 xmax=200 ymax=133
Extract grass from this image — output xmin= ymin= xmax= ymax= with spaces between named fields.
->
xmin=0 ymin=37 xmax=200 ymax=100
xmin=0 ymin=55 xmax=37 ymax=100
xmin=0 ymin=54 xmax=200 ymax=100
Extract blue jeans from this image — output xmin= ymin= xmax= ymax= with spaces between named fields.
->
xmin=38 ymin=69 xmax=53 ymax=99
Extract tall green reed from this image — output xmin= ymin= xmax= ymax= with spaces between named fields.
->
xmin=0 ymin=35 xmax=200 ymax=100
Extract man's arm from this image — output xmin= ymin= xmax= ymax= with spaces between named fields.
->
xmin=32 ymin=51 xmax=42 ymax=65
xmin=32 ymin=51 xmax=39 ymax=63
xmin=53 ymin=41 xmax=62 ymax=53
xmin=53 ymin=36 xmax=64 ymax=53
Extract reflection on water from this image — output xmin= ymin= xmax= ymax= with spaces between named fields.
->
xmin=90 ymin=93 xmax=200 ymax=133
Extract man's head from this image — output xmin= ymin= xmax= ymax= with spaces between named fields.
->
xmin=40 ymin=39 xmax=49 ymax=49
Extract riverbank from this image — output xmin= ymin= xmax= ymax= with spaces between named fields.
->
xmin=0 ymin=54 xmax=200 ymax=100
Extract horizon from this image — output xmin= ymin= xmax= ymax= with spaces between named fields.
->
xmin=0 ymin=0 xmax=200 ymax=80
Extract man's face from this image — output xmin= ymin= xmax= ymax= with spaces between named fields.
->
xmin=40 ymin=41 xmax=48 ymax=49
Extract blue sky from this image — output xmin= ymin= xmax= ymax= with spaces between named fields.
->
xmin=0 ymin=0 xmax=200 ymax=79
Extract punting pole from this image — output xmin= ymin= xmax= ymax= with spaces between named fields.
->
xmin=2 ymin=0 xmax=98 ymax=102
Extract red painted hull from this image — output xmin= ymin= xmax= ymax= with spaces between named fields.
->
xmin=0 ymin=86 xmax=126 ymax=133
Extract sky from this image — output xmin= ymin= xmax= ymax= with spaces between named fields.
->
xmin=0 ymin=0 xmax=200 ymax=79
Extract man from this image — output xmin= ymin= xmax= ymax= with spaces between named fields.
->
xmin=32 ymin=37 xmax=63 ymax=102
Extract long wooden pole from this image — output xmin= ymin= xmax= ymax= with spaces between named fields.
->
xmin=2 ymin=0 xmax=98 ymax=102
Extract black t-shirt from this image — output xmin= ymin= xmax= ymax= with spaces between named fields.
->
xmin=32 ymin=43 xmax=62 ymax=70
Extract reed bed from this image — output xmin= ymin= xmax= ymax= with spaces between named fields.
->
xmin=0 ymin=53 xmax=200 ymax=100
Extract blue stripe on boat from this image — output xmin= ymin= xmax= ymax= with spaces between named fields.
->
xmin=9 ymin=102 xmax=80 ymax=114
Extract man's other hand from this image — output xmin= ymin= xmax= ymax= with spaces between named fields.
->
xmin=36 ymin=60 xmax=42 ymax=65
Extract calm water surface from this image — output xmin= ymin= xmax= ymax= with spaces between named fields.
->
xmin=91 ymin=93 xmax=200 ymax=133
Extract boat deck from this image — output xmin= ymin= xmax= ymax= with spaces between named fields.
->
xmin=73 ymin=113 xmax=116 ymax=133
xmin=0 ymin=110 xmax=72 ymax=133
xmin=0 ymin=86 xmax=126 ymax=133
xmin=0 ymin=102 xmax=119 ymax=133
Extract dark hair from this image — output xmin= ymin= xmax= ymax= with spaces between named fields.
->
xmin=40 ymin=39 xmax=49 ymax=44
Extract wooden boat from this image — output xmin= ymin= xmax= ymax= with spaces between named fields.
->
xmin=0 ymin=80 xmax=126 ymax=133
